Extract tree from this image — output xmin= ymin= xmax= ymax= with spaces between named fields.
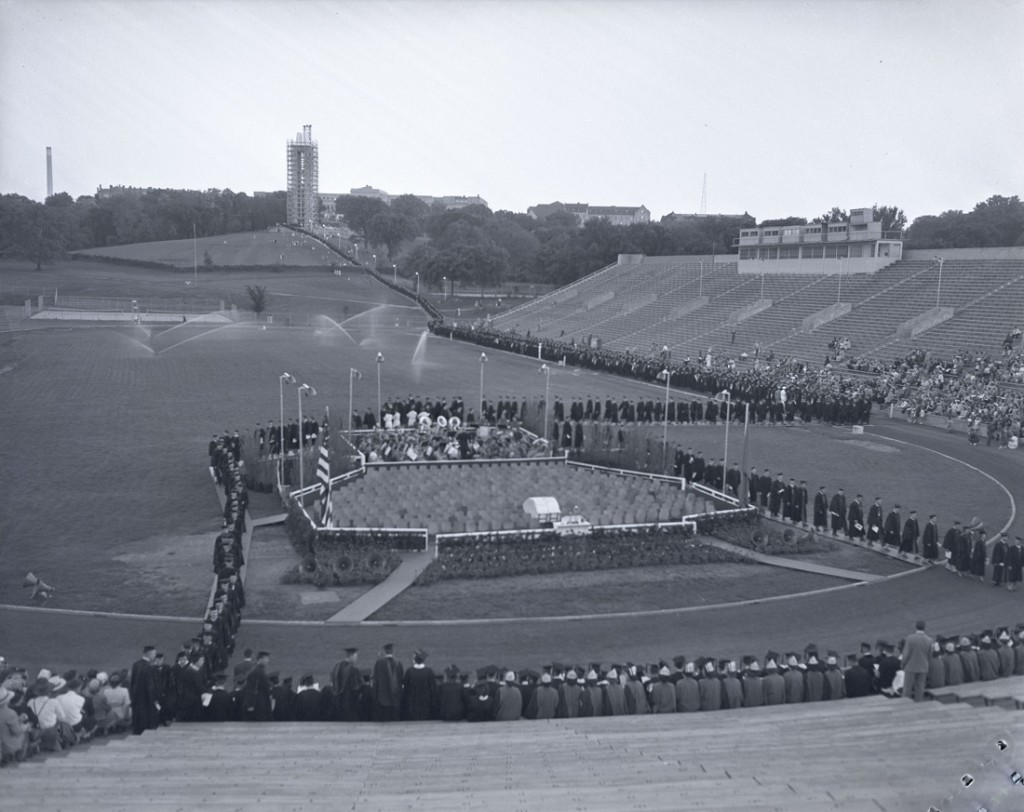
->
xmin=815 ymin=207 xmax=847 ymax=224
xmin=246 ymin=284 xmax=269 ymax=316
xmin=758 ymin=216 xmax=807 ymax=227
xmin=334 ymin=196 xmax=388 ymax=240
xmin=365 ymin=211 xmax=417 ymax=260
xmin=874 ymin=204 xmax=907 ymax=235
xmin=0 ymin=194 xmax=67 ymax=269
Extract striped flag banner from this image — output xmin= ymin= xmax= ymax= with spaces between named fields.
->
xmin=318 ymin=406 xmax=333 ymax=527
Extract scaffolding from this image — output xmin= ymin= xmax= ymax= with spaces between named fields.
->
xmin=286 ymin=125 xmax=318 ymax=228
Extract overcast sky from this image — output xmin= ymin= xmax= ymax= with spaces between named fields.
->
xmin=2 ymin=0 xmax=1022 ymax=222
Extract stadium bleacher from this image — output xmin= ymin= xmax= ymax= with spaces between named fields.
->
xmin=494 ymin=256 xmax=1024 ymax=365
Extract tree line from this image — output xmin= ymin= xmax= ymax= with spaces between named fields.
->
xmin=0 ymin=189 xmax=286 ymax=269
xmin=2 ymin=186 xmax=1021 ymax=280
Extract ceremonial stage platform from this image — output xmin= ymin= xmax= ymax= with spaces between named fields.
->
xmin=3 ymin=696 xmax=1018 ymax=811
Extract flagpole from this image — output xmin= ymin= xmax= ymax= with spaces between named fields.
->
xmin=740 ymin=402 xmax=751 ymax=508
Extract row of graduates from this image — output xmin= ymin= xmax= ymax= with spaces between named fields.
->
xmin=430 ymin=321 xmax=877 ymax=428
xmin=250 ymin=416 xmax=320 ymax=459
xmin=553 ymin=394 xmax=734 ymax=426
xmin=187 ymin=646 xmax=931 ymax=725
xmin=925 ymin=627 xmax=1024 ymax=691
xmin=127 ymin=570 xmax=247 ymax=734
xmin=946 ymin=528 xmax=1024 ymax=586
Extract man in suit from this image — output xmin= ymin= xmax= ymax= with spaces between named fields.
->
xmin=901 ymin=621 xmax=933 ymax=702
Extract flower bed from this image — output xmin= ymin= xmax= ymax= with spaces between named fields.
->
xmin=416 ymin=526 xmax=748 ymax=584
xmin=713 ymin=518 xmax=838 ymax=556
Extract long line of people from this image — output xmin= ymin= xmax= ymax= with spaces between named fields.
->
xmin=10 ymin=622 xmax=1017 ymax=744
xmin=725 ymin=457 xmax=1024 ymax=589
xmin=431 ymin=322 xmax=1024 ymax=443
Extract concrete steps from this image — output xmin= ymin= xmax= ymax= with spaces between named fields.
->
xmin=3 ymin=698 xmax=1016 ymax=811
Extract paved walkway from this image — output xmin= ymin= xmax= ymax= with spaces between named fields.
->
xmin=704 ymin=537 xmax=887 ymax=582
xmin=326 ymin=550 xmax=434 ymax=622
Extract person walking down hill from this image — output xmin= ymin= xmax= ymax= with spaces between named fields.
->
xmin=901 ymin=621 xmax=933 ymax=702
xmin=899 ymin=511 xmax=920 ymax=559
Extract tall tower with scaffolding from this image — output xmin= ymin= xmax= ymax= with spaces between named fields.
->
xmin=286 ymin=125 xmax=319 ymax=228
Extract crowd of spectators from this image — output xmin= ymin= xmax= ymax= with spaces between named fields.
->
xmin=869 ymin=348 xmax=1024 ymax=442
xmin=352 ymin=425 xmax=547 ymax=463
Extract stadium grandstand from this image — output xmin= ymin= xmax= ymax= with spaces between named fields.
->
xmin=492 ymin=252 xmax=1024 ymax=365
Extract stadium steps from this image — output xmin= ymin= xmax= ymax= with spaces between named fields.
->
xmin=1 ymin=699 xmax=1014 ymax=810
xmin=873 ymin=261 xmax=1024 ymax=360
xmin=926 ymin=674 xmax=1024 ymax=710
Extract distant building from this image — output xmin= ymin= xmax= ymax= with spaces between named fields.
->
xmin=527 ymin=201 xmax=650 ymax=226
xmin=735 ymin=207 xmax=903 ymax=275
xmin=662 ymin=211 xmax=749 ymax=224
xmin=286 ymin=125 xmax=319 ymax=229
xmin=96 ymin=185 xmax=213 ymax=199
xmin=321 ymin=187 xmax=488 ymax=212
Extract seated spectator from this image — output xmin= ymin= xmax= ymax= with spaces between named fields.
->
xmin=0 ymin=686 xmax=31 ymax=764
xmin=102 ymin=672 xmax=132 ymax=732
xmin=26 ymin=678 xmax=69 ymax=751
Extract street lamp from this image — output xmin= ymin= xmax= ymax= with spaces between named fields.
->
xmin=348 ymin=367 xmax=361 ymax=439
xmin=414 ymin=271 xmax=420 ymax=294
xmin=658 ymin=368 xmax=672 ymax=470
xmin=376 ymin=352 xmax=384 ymax=424
xmin=442 ymin=276 xmax=447 ymax=301
xmin=392 ymin=264 xmax=397 ymax=284
xmin=297 ymin=383 xmax=317 ymax=493
xmin=279 ymin=372 xmax=296 ymax=480
xmin=479 ymin=353 xmax=488 ymax=417
xmin=719 ymin=389 xmax=732 ymax=493
xmin=837 ymin=256 xmax=845 ymax=304
xmin=934 ymin=256 xmax=944 ymax=308
xmin=539 ymin=363 xmax=551 ymax=441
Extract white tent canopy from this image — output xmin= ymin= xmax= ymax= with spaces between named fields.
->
xmin=522 ymin=496 xmax=561 ymax=521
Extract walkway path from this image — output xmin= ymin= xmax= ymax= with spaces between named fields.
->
xmin=326 ymin=550 xmax=434 ymax=622
xmin=703 ymin=537 xmax=886 ymax=582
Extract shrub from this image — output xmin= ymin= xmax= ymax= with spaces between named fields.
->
xmin=415 ymin=525 xmax=749 ymax=584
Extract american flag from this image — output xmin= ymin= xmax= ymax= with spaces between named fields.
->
xmin=318 ymin=406 xmax=333 ymax=527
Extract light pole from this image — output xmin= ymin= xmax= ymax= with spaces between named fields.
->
xmin=539 ymin=363 xmax=551 ymax=441
xmin=348 ymin=367 xmax=361 ymax=439
xmin=934 ymin=256 xmax=944 ymax=308
xmin=442 ymin=276 xmax=447 ymax=301
xmin=719 ymin=389 xmax=732 ymax=493
xmin=297 ymin=383 xmax=316 ymax=493
xmin=414 ymin=272 xmax=420 ymax=294
xmin=837 ymin=256 xmax=844 ymax=304
xmin=193 ymin=223 xmax=198 ymax=285
xmin=279 ymin=372 xmax=295 ymax=480
xmin=392 ymin=264 xmax=397 ymax=284
xmin=479 ymin=353 xmax=488 ymax=417
xmin=376 ymin=352 xmax=384 ymax=424
xmin=659 ymin=368 xmax=672 ymax=468
xmin=698 ymin=260 xmax=704 ymax=298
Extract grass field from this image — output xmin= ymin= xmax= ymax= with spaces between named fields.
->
xmin=0 ymin=235 xmax=1016 ymax=627
xmin=73 ymin=227 xmax=343 ymax=268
